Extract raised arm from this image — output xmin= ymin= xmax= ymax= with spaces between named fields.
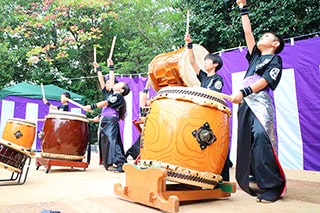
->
xmin=94 ymin=62 xmax=106 ymax=89
xmin=237 ymin=0 xmax=255 ymax=54
xmin=184 ymin=34 xmax=200 ymax=75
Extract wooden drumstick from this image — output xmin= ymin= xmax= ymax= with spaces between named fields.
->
xmin=41 ymin=83 xmax=46 ymax=99
xmin=186 ymin=10 xmax=190 ymax=35
xmin=185 ymin=10 xmax=190 ymax=46
xmin=108 ymin=36 xmax=117 ymax=60
xmin=93 ymin=46 xmax=97 ymax=73
xmin=65 ymin=97 xmax=93 ymax=112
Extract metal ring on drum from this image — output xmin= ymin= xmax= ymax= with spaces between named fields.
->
xmin=140 ymin=86 xmax=231 ymax=176
xmin=40 ymin=111 xmax=90 ymax=161
xmin=148 ymin=44 xmax=208 ymax=91
xmin=2 ymin=118 xmax=36 ymax=150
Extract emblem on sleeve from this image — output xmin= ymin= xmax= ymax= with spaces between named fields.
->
xmin=214 ymin=81 xmax=222 ymax=90
xmin=270 ymin=68 xmax=280 ymax=80
xmin=109 ymin=96 xmax=118 ymax=103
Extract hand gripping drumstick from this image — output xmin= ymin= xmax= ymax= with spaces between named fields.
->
xmin=108 ymin=36 xmax=117 ymax=60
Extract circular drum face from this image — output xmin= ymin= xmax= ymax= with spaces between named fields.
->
xmin=2 ymin=118 xmax=36 ymax=150
xmin=148 ymin=44 xmax=208 ymax=91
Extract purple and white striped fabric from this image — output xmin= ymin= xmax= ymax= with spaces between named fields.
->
xmin=216 ymin=36 xmax=320 ymax=171
xmin=118 ymin=37 xmax=320 ymax=172
xmin=0 ymin=37 xmax=319 ymax=171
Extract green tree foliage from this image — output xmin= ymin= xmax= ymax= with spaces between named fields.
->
xmin=181 ymin=0 xmax=320 ymax=52
xmin=0 ymin=0 xmax=113 ymax=102
xmin=107 ymin=0 xmax=187 ymax=74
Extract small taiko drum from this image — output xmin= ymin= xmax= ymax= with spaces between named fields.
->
xmin=0 ymin=139 xmax=31 ymax=173
xmin=2 ymin=118 xmax=36 ymax=150
xmin=148 ymin=44 xmax=208 ymax=91
xmin=40 ymin=111 xmax=89 ymax=161
xmin=140 ymin=86 xmax=231 ymax=175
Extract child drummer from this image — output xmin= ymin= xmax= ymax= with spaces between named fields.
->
xmin=43 ymin=92 xmax=70 ymax=112
xmin=184 ymin=34 xmax=233 ymax=182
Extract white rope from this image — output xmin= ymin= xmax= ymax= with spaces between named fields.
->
xmin=64 ymin=32 xmax=320 ymax=82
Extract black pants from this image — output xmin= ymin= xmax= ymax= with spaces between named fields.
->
xmin=126 ymin=135 xmax=140 ymax=159
xmin=100 ymin=116 xmax=127 ymax=170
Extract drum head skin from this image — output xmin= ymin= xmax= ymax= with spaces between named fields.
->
xmin=2 ymin=119 xmax=36 ymax=149
xmin=148 ymin=44 xmax=207 ymax=91
xmin=179 ymin=44 xmax=208 ymax=87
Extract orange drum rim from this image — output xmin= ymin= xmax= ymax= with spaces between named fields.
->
xmin=6 ymin=118 xmax=36 ymax=127
xmin=153 ymin=86 xmax=231 ymax=116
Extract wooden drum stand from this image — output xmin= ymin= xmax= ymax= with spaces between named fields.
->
xmin=35 ymin=156 xmax=88 ymax=173
xmin=114 ymin=163 xmax=235 ymax=213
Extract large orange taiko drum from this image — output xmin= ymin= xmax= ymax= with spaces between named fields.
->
xmin=140 ymin=86 xmax=231 ymax=175
xmin=148 ymin=44 xmax=208 ymax=91
xmin=40 ymin=111 xmax=89 ymax=161
xmin=2 ymin=118 xmax=36 ymax=150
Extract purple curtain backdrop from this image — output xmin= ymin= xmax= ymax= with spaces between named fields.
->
xmin=1 ymin=37 xmax=319 ymax=171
